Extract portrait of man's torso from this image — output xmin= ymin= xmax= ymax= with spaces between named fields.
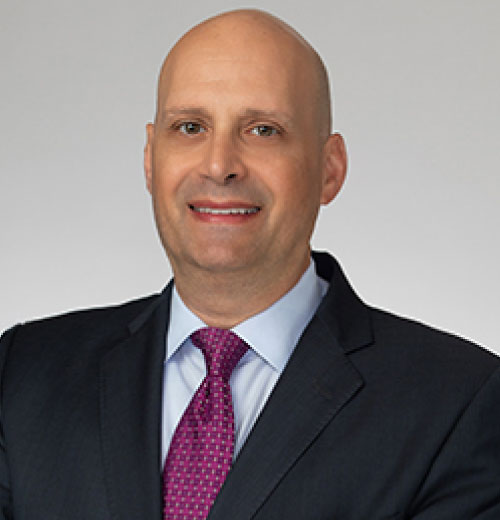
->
xmin=0 ymin=3 xmax=499 ymax=520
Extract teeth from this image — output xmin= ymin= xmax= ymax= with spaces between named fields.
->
xmin=192 ymin=206 xmax=259 ymax=215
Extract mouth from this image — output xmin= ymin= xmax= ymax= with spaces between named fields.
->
xmin=187 ymin=201 xmax=262 ymax=223
xmin=189 ymin=205 xmax=261 ymax=215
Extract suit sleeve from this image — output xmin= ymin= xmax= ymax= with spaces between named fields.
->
xmin=409 ymin=364 xmax=500 ymax=520
xmin=0 ymin=326 xmax=17 ymax=520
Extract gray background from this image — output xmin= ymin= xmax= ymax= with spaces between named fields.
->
xmin=1 ymin=0 xmax=499 ymax=354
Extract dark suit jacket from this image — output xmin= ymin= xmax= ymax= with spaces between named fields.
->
xmin=0 ymin=252 xmax=499 ymax=520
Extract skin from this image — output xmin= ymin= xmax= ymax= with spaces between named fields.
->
xmin=144 ymin=9 xmax=347 ymax=328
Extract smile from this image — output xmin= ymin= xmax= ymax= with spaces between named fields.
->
xmin=189 ymin=205 xmax=261 ymax=215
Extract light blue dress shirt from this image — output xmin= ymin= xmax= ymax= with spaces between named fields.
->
xmin=162 ymin=259 xmax=329 ymax=464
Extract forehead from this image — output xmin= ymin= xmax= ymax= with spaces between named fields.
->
xmin=167 ymin=59 xmax=287 ymax=103
xmin=158 ymin=28 xmax=314 ymax=117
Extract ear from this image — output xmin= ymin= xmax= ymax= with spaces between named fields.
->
xmin=144 ymin=123 xmax=155 ymax=194
xmin=320 ymin=132 xmax=347 ymax=205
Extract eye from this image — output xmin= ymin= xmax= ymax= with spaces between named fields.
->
xmin=178 ymin=122 xmax=205 ymax=135
xmin=250 ymin=125 xmax=278 ymax=137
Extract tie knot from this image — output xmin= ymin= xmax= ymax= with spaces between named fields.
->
xmin=191 ymin=327 xmax=248 ymax=380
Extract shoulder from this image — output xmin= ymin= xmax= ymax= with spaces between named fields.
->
xmin=359 ymin=305 xmax=500 ymax=407
xmin=0 ymin=291 xmax=165 ymax=370
xmin=369 ymin=305 xmax=498 ymax=367
xmin=313 ymin=250 xmax=499 ymax=384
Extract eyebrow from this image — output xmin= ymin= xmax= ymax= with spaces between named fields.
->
xmin=159 ymin=107 xmax=294 ymax=127
xmin=159 ymin=107 xmax=211 ymax=123
xmin=242 ymin=109 xmax=293 ymax=127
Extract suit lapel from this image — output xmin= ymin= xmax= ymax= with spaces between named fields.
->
xmin=208 ymin=253 xmax=373 ymax=520
xmin=99 ymin=287 xmax=171 ymax=520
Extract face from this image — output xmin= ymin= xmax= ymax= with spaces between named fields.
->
xmin=144 ymin=21 xmax=346 ymax=282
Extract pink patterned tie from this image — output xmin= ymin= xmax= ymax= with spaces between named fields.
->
xmin=162 ymin=327 xmax=249 ymax=520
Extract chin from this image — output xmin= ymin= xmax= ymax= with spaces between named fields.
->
xmin=189 ymin=246 xmax=258 ymax=274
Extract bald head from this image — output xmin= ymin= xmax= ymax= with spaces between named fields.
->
xmin=144 ymin=8 xmax=347 ymax=316
xmin=156 ymin=9 xmax=332 ymax=138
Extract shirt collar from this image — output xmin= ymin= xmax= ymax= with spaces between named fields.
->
xmin=166 ymin=258 xmax=328 ymax=372
xmin=166 ymin=287 xmax=206 ymax=361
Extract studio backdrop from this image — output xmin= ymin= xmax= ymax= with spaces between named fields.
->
xmin=1 ymin=0 xmax=499 ymax=354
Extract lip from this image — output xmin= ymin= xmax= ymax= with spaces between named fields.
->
xmin=188 ymin=199 xmax=262 ymax=224
xmin=188 ymin=199 xmax=260 ymax=209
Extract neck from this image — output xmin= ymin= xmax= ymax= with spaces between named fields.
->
xmin=172 ymin=253 xmax=311 ymax=329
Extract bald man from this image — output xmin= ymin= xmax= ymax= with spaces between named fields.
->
xmin=1 ymin=9 xmax=499 ymax=520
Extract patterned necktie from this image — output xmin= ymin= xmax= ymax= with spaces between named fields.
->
xmin=163 ymin=327 xmax=249 ymax=520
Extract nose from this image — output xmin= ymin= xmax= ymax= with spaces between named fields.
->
xmin=202 ymin=131 xmax=246 ymax=185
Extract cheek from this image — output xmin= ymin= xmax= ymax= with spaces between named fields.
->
xmin=151 ymin=150 xmax=193 ymax=201
xmin=266 ymin=158 xmax=322 ymax=207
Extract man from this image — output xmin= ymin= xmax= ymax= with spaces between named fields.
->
xmin=0 ymin=8 xmax=499 ymax=520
